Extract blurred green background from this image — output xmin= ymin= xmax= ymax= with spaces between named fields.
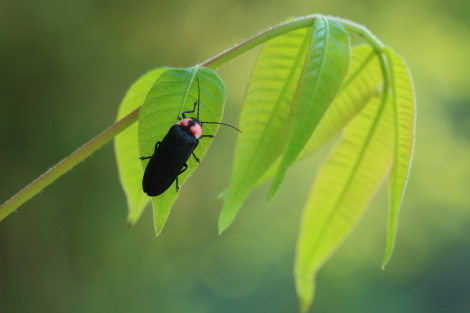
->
xmin=1 ymin=0 xmax=469 ymax=312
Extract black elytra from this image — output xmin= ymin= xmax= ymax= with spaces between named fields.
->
xmin=140 ymin=77 xmax=241 ymax=197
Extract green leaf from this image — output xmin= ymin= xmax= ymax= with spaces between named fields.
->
xmin=256 ymin=44 xmax=382 ymax=186
xmin=138 ymin=67 xmax=226 ymax=236
xmin=382 ymin=47 xmax=416 ymax=267
xmin=295 ymin=92 xmax=395 ymax=312
xmin=114 ymin=68 xmax=169 ymax=226
xmin=268 ymin=16 xmax=351 ymax=202
xmin=218 ymin=27 xmax=312 ymax=234
xmin=218 ymin=44 xmax=382 ymax=231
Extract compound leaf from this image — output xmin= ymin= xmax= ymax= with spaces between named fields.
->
xmin=257 ymin=44 xmax=382 ymax=186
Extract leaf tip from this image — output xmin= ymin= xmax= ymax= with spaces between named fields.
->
xmin=127 ymin=213 xmax=139 ymax=228
xmin=268 ymin=168 xmax=286 ymax=204
xmin=381 ymin=249 xmax=393 ymax=269
xmin=382 ymin=222 xmax=398 ymax=269
xmin=299 ymin=302 xmax=310 ymax=313
xmin=218 ymin=215 xmax=230 ymax=235
xmin=267 ymin=191 xmax=275 ymax=205
xmin=295 ymin=274 xmax=315 ymax=313
xmin=217 ymin=188 xmax=227 ymax=199
xmin=154 ymin=227 xmax=163 ymax=237
xmin=218 ymin=199 xmax=242 ymax=234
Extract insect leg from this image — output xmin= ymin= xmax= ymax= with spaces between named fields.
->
xmin=181 ymin=77 xmax=200 ymax=119
xmin=181 ymin=100 xmax=197 ymax=119
xmin=175 ymin=164 xmax=189 ymax=192
xmin=191 ymin=141 xmax=200 ymax=163
xmin=198 ymin=135 xmax=214 ymax=139
xmin=180 ymin=163 xmax=188 ymax=174
xmin=189 ymin=135 xmax=212 ymax=161
xmin=139 ymin=141 xmax=161 ymax=160
xmin=180 ymin=101 xmax=197 ymax=120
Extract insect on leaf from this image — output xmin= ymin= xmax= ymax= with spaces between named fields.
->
xmin=138 ymin=67 xmax=226 ymax=236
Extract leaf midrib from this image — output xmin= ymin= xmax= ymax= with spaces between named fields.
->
xmin=288 ymin=17 xmax=330 ymax=156
xmin=300 ymin=92 xmax=388 ymax=272
xmin=227 ymin=29 xmax=312 ymax=203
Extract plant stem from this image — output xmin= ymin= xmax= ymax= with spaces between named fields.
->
xmin=0 ymin=108 xmax=140 ymax=221
xmin=332 ymin=16 xmax=390 ymax=93
xmin=201 ymin=15 xmax=317 ymax=68
xmin=332 ymin=17 xmax=385 ymax=51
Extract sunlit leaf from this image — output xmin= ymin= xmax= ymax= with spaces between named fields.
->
xmin=257 ymin=45 xmax=382 ymax=186
xmin=218 ymin=27 xmax=311 ymax=233
xmin=295 ymin=93 xmax=394 ymax=312
xmin=268 ymin=17 xmax=351 ymax=202
xmin=382 ymin=47 xmax=416 ymax=267
xmin=114 ymin=68 xmax=169 ymax=226
xmin=138 ymin=67 xmax=226 ymax=235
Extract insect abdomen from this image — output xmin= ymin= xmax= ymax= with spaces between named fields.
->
xmin=142 ymin=125 xmax=198 ymax=196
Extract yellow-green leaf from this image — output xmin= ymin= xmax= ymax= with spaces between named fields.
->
xmin=114 ymin=68 xmax=169 ymax=226
xmin=295 ymin=93 xmax=394 ymax=312
xmin=218 ymin=27 xmax=311 ymax=233
xmin=269 ymin=17 xmax=351 ymax=202
xmin=382 ymin=47 xmax=416 ymax=267
xmin=257 ymin=45 xmax=382 ymax=186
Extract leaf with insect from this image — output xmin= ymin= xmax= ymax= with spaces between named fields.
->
xmin=138 ymin=67 xmax=226 ymax=235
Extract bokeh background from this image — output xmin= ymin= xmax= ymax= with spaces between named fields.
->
xmin=1 ymin=0 xmax=469 ymax=312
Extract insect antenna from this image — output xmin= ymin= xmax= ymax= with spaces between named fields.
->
xmin=202 ymin=121 xmax=242 ymax=133
xmin=195 ymin=75 xmax=241 ymax=133
xmin=196 ymin=77 xmax=201 ymax=119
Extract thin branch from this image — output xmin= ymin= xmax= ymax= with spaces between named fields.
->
xmin=0 ymin=108 xmax=140 ymax=221
xmin=201 ymin=15 xmax=317 ymax=68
